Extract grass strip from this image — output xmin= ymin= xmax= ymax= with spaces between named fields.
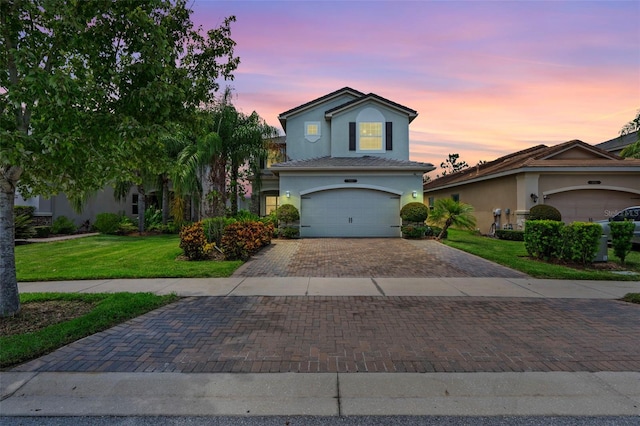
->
xmin=0 ymin=292 xmax=179 ymax=369
xmin=621 ymin=293 xmax=640 ymax=304
xmin=16 ymin=234 xmax=242 ymax=281
xmin=443 ymin=229 xmax=640 ymax=280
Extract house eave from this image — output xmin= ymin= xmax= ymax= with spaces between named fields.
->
xmin=423 ymin=165 xmax=640 ymax=193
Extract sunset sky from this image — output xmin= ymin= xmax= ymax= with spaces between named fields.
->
xmin=191 ymin=0 xmax=640 ymax=171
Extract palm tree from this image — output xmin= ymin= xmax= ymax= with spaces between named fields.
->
xmin=428 ymin=198 xmax=477 ymax=240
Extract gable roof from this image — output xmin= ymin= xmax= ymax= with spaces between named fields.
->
xmin=277 ymin=87 xmax=418 ymax=130
xmin=424 ymin=139 xmax=640 ymax=191
xmin=270 ymin=156 xmax=434 ymax=173
xmin=324 ymin=92 xmax=418 ymax=123
xmin=278 ymin=87 xmax=365 ymax=130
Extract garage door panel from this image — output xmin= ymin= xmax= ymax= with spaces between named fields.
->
xmin=546 ymin=190 xmax=639 ymax=223
xmin=301 ymin=189 xmax=400 ymax=237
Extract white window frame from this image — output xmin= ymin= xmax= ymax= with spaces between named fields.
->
xmin=356 ymin=107 xmax=385 ymax=153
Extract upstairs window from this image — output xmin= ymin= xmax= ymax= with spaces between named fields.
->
xmin=349 ymin=107 xmax=392 ymax=152
xmin=359 ymin=122 xmax=383 ymax=151
xmin=305 ymin=121 xmax=321 ymax=142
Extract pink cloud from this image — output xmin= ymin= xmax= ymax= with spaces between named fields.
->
xmin=191 ymin=0 xmax=639 ymax=169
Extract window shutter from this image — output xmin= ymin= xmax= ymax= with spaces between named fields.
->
xmin=385 ymin=122 xmax=393 ymax=150
xmin=349 ymin=122 xmax=356 ymax=151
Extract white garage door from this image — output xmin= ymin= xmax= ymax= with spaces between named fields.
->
xmin=545 ymin=189 xmax=639 ymax=223
xmin=300 ymin=189 xmax=401 ymax=237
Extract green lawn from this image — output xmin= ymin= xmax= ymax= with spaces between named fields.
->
xmin=16 ymin=234 xmax=242 ymax=281
xmin=443 ymin=229 xmax=640 ymax=280
xmin=0 ymin=292 xmax=179 ymax=368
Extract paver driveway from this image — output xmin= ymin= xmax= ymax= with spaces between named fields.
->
xmin=14 ymin=296 xmax=640 ymax=374
xmin=234 ymin=238 xmax=527 ymax=278
xmin=12 ymin=239 xmax=640 ymax=376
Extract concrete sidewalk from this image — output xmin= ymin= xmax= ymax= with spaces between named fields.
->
xmin=16 ymin=276 xmax=640 ymax=298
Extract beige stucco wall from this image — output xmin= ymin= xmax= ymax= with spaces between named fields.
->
xmin=424 ymin=175 xmax=518 ymax=234
xmin=538 ymin=172 xmax=639 ymax=194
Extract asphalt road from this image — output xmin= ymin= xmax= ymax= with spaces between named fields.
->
xmin=2 ymin=416 xmax=639 ymax=425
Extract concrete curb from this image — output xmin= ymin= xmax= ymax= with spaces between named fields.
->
xmin=2 ymin=372 xmax=639 ymax=416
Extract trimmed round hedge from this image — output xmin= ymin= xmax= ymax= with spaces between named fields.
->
xmin=400 ymin=202 xmax=429 ymax=223
xmin=528 ymin=204 xmax=562 ymax=221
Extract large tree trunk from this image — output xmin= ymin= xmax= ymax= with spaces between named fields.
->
xmin=207 ymin=155 xmax=227 ymax=217
xmin=0 ymin=166 xmax=22 ymax=317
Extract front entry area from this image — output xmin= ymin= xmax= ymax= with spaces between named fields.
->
xmin=300 ymin=188 xmax=401 ymax=237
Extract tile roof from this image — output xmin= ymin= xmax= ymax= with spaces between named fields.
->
xmin=423 ymin=139 xmax=640 ymax=190
xmin=270 ymin=156 xmax=435 ymax=172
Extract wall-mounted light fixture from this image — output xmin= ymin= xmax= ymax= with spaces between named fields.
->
xmin=412 ymin=190 xmax=418 ymax=198
xmin=285 ymin=191 xmax=290 ymax=198
xmin=530 ymin=193 xmax=538 ymax=203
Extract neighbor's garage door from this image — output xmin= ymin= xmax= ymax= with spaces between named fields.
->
xmin=300 ymin=189 xmax=401 ymax=237
xmin=545 ymin=189 xmax=638 ymax=223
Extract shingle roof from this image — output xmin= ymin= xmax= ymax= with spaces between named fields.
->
xmin=324 ymin=93 xmax=418 ymax=123
xmin=595 ymin=130 xmax=638 ymax=153
xmin=270 ymin=156 xmax=435 ymax=172
xmin=277 ymin=87 xmax=365 ymax=129
xmin=423 ymin=139 xmax=640 ymax=191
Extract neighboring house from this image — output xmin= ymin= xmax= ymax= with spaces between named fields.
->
xmin=595 ymin=130 xmax=638 ymax=155
xmin=15 ymin=187 xmax=140 ymax=227
xmin=255 ymin=87 xmax=434 ymax=237
xmin=423 ymin=140 xmax=640 ymax=234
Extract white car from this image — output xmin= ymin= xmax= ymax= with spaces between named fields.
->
xmin=597 ymin=206 xmax=640 ymax=245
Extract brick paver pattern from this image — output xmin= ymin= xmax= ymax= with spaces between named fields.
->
xmin=14 ymin=297 xmax=640 ymax=374
xmin=235 ymin=239 xmax=527 ymax=278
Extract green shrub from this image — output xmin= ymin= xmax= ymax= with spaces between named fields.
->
xmin=162 ymin=221 xmax=183 ymax=234
xmin=275 ymin=204 xmax=300 ymax=224
xmin=15 ymin=214 xmax=36 ymax=239
xmin=259 ymin=212 xmax=278 ymax=228
xmin=117 ymin=216 xmax=137 ymax=235
xmin=610 ymin=221 xmax=635 ymax=265
xmin=430 ymin=226 xmax=448 ymax=239
xmin=279 ymin=226 xmax=299 ymax=239
xmin=400 ymin=202 xmax=428 ymax=223
xmin=524 ymin=220 xmax=564 ymax=260
xmin=202 ymin=216 xmax=236 ymax=246
xmin=221 ymin=221 xmax=273 ymax=261
xmin=51 ymin=216 xmax=76 ymax=235
xmin=401 ymin=225 xmax=426 ymax=238
xmin=234 ymin=209 xmax=260 ymax=223
xmin=144 ymin=207 xmax=162 ymax=230
xmin=495 ymin=229 xmax=525 ymax=241
xmin=34 ymin=226 xmax=51 ymax=238
xmin=94 ymin=213 xmax=123 ymax=234
xmin=528 ymin=204 xmax=562 ymax=221
xmin=559 ymin=222 xmax=601 ymax=265
xmin=14 ymin=205 xmax=35 ymax=218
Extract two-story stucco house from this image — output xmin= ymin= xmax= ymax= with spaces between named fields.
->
xmin=257 ymin=87 xmax=434 ymax=237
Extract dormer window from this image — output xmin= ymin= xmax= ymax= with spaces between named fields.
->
xmin=305 ymin=121 xmax=321 ymax=142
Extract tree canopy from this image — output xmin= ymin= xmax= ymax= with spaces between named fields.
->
xmin=619 ymin=110 xmax=640 ymax=159
xmin=0 ymin=0 xmax=239 ymax=316
xmin=439 ymin=153 xmax=469 ymax=177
